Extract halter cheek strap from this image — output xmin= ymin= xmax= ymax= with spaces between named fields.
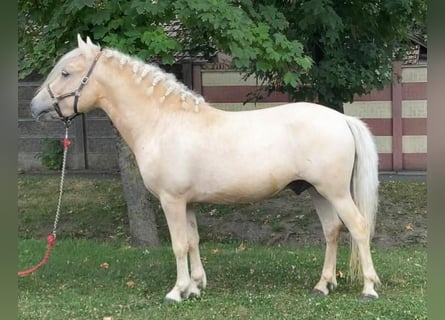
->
xmin=47 ymin=51 xmax=102 ymax=126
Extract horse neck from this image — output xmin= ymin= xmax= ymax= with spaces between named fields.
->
xmin=94 ymin=49 xmax=219 ymax=151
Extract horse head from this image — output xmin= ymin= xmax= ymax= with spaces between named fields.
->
xmin=30 ymin=35 xmax=102 ymax=123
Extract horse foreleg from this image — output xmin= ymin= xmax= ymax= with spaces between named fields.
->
xmin=309 ymin=188 xmax=343 ymax=296
xmin=161 ymin=197 xmax=190 ymax=303
xmin=185 ymin=205 xmax=207 ymax=299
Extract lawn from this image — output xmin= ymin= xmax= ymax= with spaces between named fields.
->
xmin=18 ymin=174 xmax=427 ymax=319
xmin=18 ymin=240 xmax=426 ymax=320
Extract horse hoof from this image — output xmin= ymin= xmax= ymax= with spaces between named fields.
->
xmin=360 ymin=294 xmax=378 ymax=301
xmin=187 ymin=292 xmax=201 ymax=300
xmin=311 ymin=289 xmax=327 ymax=297
xmin=163 ymin=297 xmax=180 ymax=304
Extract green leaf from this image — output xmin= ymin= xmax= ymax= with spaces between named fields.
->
xmin=256 ymin=60 xmax=272 ymax=72
xmin=283 ymin=72 xmax=299 ymax=87
xmin=66 ymin=0 xmax=95 ymax=11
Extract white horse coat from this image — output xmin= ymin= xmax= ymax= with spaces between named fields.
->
xmin=30 ymin=35 xmax=380 ymax=302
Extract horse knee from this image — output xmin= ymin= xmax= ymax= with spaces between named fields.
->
xmin=191 ymin=268 xmax=205 ymax=282
xmin=188 ymin=232 xmax=199 ymax=248
xmin=324 ymin=224 xmax=342 ymax=243
xmin=171 ymin=242 xmax=189 ymax=258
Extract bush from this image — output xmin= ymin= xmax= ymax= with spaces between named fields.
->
xmin=35 ymin=137 xmax=63 ymax=170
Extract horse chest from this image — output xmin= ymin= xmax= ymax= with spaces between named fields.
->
xmin=135 ymin=149 xmax=192 ymax=198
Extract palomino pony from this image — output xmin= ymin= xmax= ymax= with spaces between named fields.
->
xmin=30 ymin=35 xmax=380 ymax=302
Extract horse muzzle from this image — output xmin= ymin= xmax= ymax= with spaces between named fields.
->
xmin=30 ymin=93 xmax=54 ymax=120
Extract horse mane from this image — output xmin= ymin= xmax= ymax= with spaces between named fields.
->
xmin=102 ymin=48 xmax=205 ymax=112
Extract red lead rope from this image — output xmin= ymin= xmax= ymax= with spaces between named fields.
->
xmin=18 ymin=129 xmax=71 ymax=277
xmin=18 ymin=235 xmax=56 ymax=277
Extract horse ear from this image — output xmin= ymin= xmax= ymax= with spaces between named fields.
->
xmin=77 ymin=34 xmax=96 ymax=58
xmin=77 ymin=34 xmax=87 ymax=50
xmin=86 ymin=36 xmax=101 ymax=49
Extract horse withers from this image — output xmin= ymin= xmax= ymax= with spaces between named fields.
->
xmin=30 ymin=35 xmax=380 ymax=302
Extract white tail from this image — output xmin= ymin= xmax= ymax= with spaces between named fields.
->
xmin=345 ymin=116 xmax=379 ymax=282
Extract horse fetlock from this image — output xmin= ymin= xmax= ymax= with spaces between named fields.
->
xmin=184 ymin=282 xmax=201 ymax=299
xmin=191 ymin=270 xmax=207 ymax=289
xmin=362 ymin=281 xmax=379 ymax=299
xmin=314 ymin=275 xmax=337 ymax=295
xmin=165 ymin=278 xmax=192 ymax=302
xmin=200 ymin=272 xmax=207 ymax=289
xmin=363 ymin=273 xmax=380 ymax=288
xmin=327 ymin=281 xmax=337 ymax=292
xmin=373 ymin=274 xmax=381 ymax=286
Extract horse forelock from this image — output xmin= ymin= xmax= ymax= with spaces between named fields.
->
xmin=102 ymin=48 xmax=205 ymax=112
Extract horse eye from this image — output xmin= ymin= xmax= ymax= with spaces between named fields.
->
xmin=61 ymin=69 xmax=70 ymax=77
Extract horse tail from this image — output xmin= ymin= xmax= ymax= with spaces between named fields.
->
xmin=345 ymin=116 xmax=379 ymax=282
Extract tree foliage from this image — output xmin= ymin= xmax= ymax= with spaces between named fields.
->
xmin=270 ymin=0 xmax=427 ymax=109
xmin=19 ymin=0 xmax=425 ymax=109
xmin=18 ymin=0 xmax=312 ymax=89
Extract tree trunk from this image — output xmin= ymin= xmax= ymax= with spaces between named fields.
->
xmin=114 ymin=127 xmax=160 ymax=247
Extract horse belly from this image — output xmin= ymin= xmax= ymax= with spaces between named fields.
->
xmin=191 ymin=159 xmax=297 ymax=204
xmin=189 ymin=119 xmax=312 ymax=203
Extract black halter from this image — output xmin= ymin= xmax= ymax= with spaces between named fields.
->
xmin=47 ymin=51 xmax=102 ymax=126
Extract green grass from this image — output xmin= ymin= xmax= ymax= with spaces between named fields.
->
xmin=18 ymin=240 xmax=426 ymax=319
xmin=18 ymin=175 xmax=130 ymax=241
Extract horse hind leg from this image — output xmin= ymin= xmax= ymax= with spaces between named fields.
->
xmin=184 ymin=205 xmax=207 ymax=299
xmin=309 ymin=188 xmax=344 ymax=296
xmin=326 ymin=192 xmax=380 ymax=299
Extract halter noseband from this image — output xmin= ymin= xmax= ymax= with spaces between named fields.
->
xmin=47 ymin=51 xmax=102 ymax=126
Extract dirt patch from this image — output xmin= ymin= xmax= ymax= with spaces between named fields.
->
xmin=195 ymin=180 xmax=427 ymax=248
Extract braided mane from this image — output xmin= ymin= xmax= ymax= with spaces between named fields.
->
xmin=102 ymin=48 xmax=205 ymax=112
